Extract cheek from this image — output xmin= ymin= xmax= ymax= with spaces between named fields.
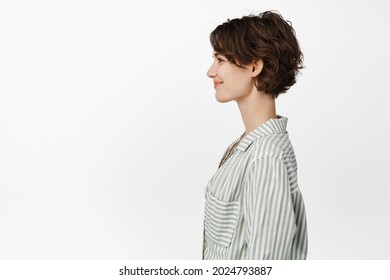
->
xmin=219 ymin=66 xmax=254 ymax=95
xmin=231 ymin=74 xmax=253 ymax=92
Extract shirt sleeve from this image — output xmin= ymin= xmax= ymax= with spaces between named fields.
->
xmin=243 ymin=156 xmax=296 ymax=259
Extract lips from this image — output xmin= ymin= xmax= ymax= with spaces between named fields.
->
xmin=214 ymin=81 xmax=223 ymax=88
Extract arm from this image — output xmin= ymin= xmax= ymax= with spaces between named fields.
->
xmin=243 ymin=156 xmax=296 ymax=259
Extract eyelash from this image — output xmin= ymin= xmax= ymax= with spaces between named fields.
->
xmin=217 ymin=57 xmax=225 ymax=64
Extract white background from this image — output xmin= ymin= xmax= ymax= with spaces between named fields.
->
xmin=0 ymin=0 xmax=389 ymax=259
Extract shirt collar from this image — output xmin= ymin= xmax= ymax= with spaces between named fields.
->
xmin=236 ymin=115 xmax=288 ymax=152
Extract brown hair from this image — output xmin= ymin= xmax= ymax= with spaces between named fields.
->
xmin=210 ymin=11 xmax=303 ymax=98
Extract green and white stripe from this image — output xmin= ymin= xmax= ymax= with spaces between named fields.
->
xmin=202 ymin=115 xmax=308 ymax=260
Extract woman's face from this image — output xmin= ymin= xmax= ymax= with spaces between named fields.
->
xmin=207 ymin=52 xmax=254 ymax=103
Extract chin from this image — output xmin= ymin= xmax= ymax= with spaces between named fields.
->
xmin=215 ymin=93 xmax=233 ymax=103
xmin=215 ymin=97 xmax=231 ymax=103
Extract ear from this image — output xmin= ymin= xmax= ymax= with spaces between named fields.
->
xmin=250 ymin=59 xmax=264 ymax=78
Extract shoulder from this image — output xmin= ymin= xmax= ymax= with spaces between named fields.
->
xmin=248 ymin=132 xmax=296 ymax=165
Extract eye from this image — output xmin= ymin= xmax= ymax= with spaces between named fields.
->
xmin=217 ymin=56 xmax=226 ymax=64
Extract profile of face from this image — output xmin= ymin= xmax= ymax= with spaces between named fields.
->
xmin=207 ymin=52 xmax=261 ymax=103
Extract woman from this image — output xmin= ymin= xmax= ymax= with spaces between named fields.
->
xmin=203 ymin=11 xmax=308 ymax=260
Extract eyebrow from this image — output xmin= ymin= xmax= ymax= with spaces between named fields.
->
xmin=212 ymin=52 xmax=225 ymax=58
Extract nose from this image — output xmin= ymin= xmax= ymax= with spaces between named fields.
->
xmin=207 ymin=63 xmax=217 ymax=78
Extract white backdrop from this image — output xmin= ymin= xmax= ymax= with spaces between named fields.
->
xmin=0 ymin=0 xmax=389 ymax=259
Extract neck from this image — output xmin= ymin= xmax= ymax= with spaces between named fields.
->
xmin=236 ymin=87 xmax=277 ymax=137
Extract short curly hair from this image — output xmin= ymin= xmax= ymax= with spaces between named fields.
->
xmin=210 ymin=11 xmax=303 ymax=98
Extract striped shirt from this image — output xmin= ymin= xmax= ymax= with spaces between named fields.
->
xmin=202 ymin=115 xmax=308 ymax=260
